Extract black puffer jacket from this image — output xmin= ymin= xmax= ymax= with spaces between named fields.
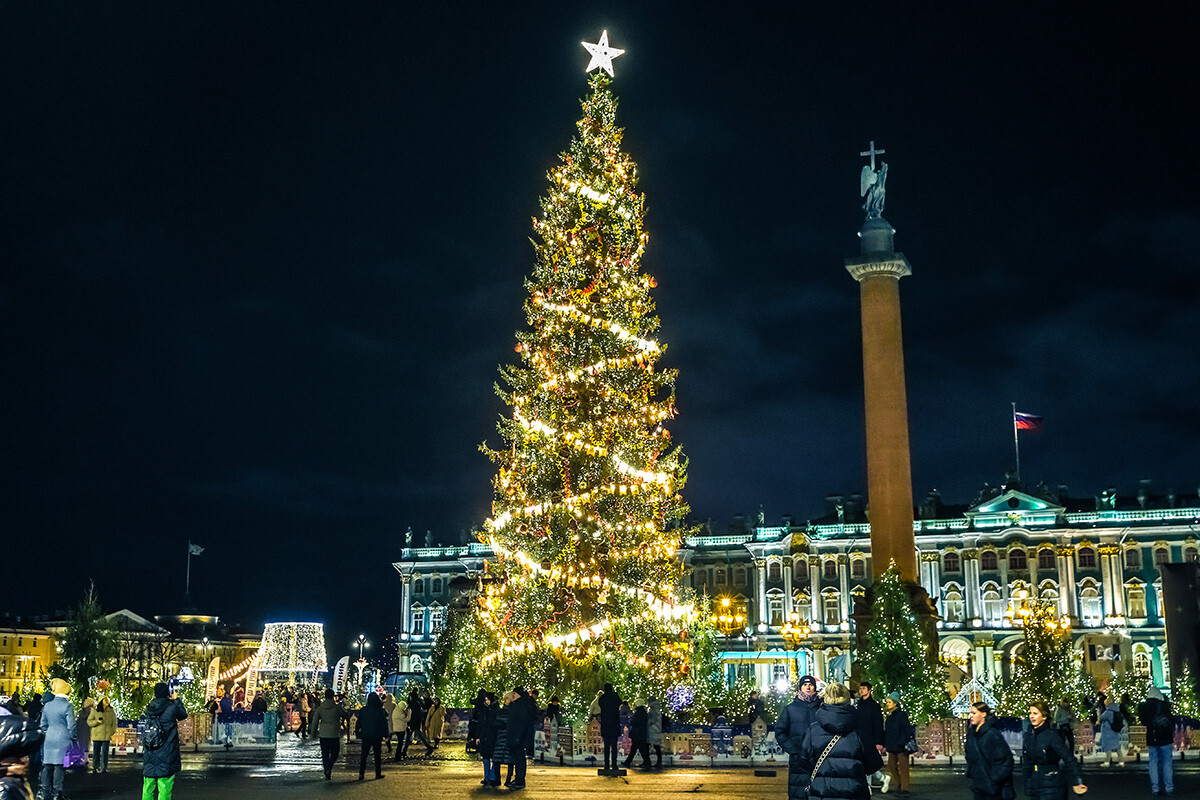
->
xmin=883 ymin=705 xmax=912 ymax=753
xmin=355 ymin=694 xmax=388 ymax=742
xmin=1 ymin=714 xmax=44 ymax=800
xmin=1021 ymin=723 xmax=1082 ymax=800
xmin=492 ymin=707 xmax=514 ymax=765
xmin=141 ymin=698 xmax=188 ymax=778
xmin=965 ymin=715 xmax=1014 ymax=799
xmin=630 ymin=706 xmax=648 ymax=744
xmin=799 ymin=704 xmax=883 ymax=800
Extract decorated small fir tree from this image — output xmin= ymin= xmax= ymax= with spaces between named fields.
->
xmin=435 ymin=35 xmax=715 ymax=720
xmin=858 ymin=563 xmax=949 ymax=724
xmin=997 ymin=584 xmax=1089 ymax=715
xmin=1172 ymin=659 xmax=1199 ymax=718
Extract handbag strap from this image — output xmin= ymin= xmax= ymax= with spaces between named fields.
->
xmin=811 ymin=734 xmax=841 ymax=782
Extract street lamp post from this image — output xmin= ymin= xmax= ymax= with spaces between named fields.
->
xmin=354 ymin=635 xmax=370 ymax=684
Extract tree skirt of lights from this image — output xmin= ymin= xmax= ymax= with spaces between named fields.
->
xmin=255 ymin=622 xmax=327 ymax=678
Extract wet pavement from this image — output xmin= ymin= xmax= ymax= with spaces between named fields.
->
xmin=34 ymin=736 xmax=1200 ymax=799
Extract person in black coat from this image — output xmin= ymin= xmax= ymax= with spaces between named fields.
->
xmin=855 ymin=682 xmax=885 ymax=786
xmin=597 ymin=684 xmax=623 ymax=773
xmin=748 ymin=690 xmax=766 ymax=723
xmin=355 ymin=693 xmax=388 ymax=780
xmin=505 ymin=687 xmax=533 ymax=789
xmin=1022 ymin=702 xmax=1086 ymax=800
xmin=775 ymin=674 xmax=824 ymax=800
xmin=142 ymin=682 xmax=189 ymax=800
xmin=965 ymin=703 xmax=1014 ymax=800
xmin=882 ymin=692 xmax=912 ymax=795
xmin=475 ymin=693 xmax=499 ymax=787
xmin=623 ymin=699 xmax=651 ymax=768
xmin=799 ymin=683 xmax=884 ymax=800
xmin=468 ymin=690 xmax=487 ymax=754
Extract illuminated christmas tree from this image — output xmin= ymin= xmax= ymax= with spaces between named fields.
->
xmin=435 ymin=33 xmax=705 ymax=718
xmin=858 ymin=564 xmax=949 ymax=724
xmin=996 ymin=582 xmax=1090 ymax=714
xmin=1172 ymin=660 xmax=1198 ymax=717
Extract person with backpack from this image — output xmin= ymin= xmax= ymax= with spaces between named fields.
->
xmin=1137 ymin=687 xmax=1175 ymax=796
xmin=1097 ymin=697 xmax=1124 ymax=766
xmin=141 ymin=682 xmax=188 ymax=800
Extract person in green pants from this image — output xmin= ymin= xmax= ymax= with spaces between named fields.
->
xmin=142 ymin=683 xmax=188 ymax=800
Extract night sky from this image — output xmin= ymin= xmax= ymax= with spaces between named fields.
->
xmin=3 ymin=2 xmax=1196 ymax=658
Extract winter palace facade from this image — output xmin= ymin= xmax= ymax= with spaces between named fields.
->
xmin=392 ymin=483 xmax=1198 ymax=696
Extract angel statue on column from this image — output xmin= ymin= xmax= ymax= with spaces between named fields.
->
xmin=860 ymin=161 xmax=887 ymax=219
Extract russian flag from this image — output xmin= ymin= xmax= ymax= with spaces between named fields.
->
xmin=1014 ymin=412 xmax=1044 ymax=431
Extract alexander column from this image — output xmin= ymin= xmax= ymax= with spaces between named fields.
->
xmin=845 ymin=142 xmax=919 ymax=587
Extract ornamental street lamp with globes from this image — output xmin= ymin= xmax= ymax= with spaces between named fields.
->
xmin=354 ymin=634 xmax=370 ymax=683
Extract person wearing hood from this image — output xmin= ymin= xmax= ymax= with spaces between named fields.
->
xmin=798 ymin=682 xmax=883 ymax=800
xmin=1137 ymin=687 xmax=1175 ymax=796
xmin=423 ymin=698 xmax=446 ymax=755
xmin=596 ymin=684 xmax=623 ymax=774
xmin=965 ymin=702 xmax=1014 ymax=800
xmin=775 ymin=675 xmax=824 ymax=800
xmin=647 ymin=698 xmax=663 ymax=769
xmin=86 ymin=699 xmax=117 ymax=774
xmin=73 ymin=699 xmax=91 ymax=771
xmin=882 ymin=692 xmax=913 ymax=796
xmin=388 ymin=694 xmax=410 ymax=761
xmin=1022 ymin=701 xmax=1085 ymax=800
xmin=355 ymin=693 xmax=388 ymax=780
xmin=623 ymin=699 xmax=651 ymax=769
xmin=141 ymin=682 xmax=188 ymax=800
xmin=312 ymin=689 xmax=349 ymax=780
xmin=37 ymin=679 xmax=74 ymax=800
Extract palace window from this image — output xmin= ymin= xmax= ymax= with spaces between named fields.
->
xmin=1154 ymin=547 xmax=1170 ymax=566
xmin=1186 ymin=547 xmax=1198 ymax=563
xmin=981 ymin=551 xmax=998 ymax=571
xmin=431 ymin=578 xmax=442 ymax=595
xmin=795 ymin=558 xmax=809 ymax=580
xmin=410 ymin=655 xmax=425 ymax=674
xmin=1125 ymin=548 xmax=1141 ymax=569
xmin=1009 ymin=549 xmax=1027 ymax=570
xmin=1132 ymin=648 xmax=1152 ymax=678
xmin=795 ymin=592 xmax=812 ymax=622
xmin=768 ymin=591 xmax=785 ymax=627
xmin=767 ymin=560 xmax=781 ymax=582
xmin=943 ymin=552 xmax=960 ymax=572
xmin=1038 ymin=549 xmax=1056 ymax=570
xmin=823 ymin=592 xmax=841 ymax=626
xmin=694 ymin=569 xmax=707 ymax=587
xmin=851 ymin=559 xmax=865 ymax=579
xmin=410 ymin=606 xmax=425 ymax=637
xmin=735 ymin=566 xmax=747 ymax=586
xmin=429 ymin=606 xmax=445 ymax=633
xmin=715 ymin=567 xmax=727 ymax=586
xmin=1077 ymin=548 xmax=1096 ymax=568
xmin=1126 ymin=584 xmax=1147 ymax=618
xmin=982 ymin=589 xmax=1004 ymax=626
xmin=943 ymin=587 xmax=965 ymax=623
xmin=413 ymin=578 xmax=424 ymax=594
xmin=1079 ymin=585 xmax=1102 ymax=626
xmin=823 ymin=560 xmax=838 ymax=580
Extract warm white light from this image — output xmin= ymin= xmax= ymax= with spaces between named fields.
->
xmin=581 ymin=30 xmax=625 ymax=77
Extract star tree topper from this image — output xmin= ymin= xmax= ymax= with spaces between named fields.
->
xmin=582 ymin=30 xmax=625 ymax=77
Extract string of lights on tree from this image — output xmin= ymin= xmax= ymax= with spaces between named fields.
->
xmin=433 ymin=34 xmax=729 ymax=719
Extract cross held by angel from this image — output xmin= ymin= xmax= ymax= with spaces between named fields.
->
xmin=859 ymin=140 xmax=887 ymax=220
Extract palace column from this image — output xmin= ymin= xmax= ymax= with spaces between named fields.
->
xmin=1057 ymin=546 xmax=1078 ymax=620
xmin=783 ymin=558 xmax=794 ymax=617
xmin=809 ymin=557 xmax=822 ymax=626
xmin=756 ymin=559 xmax=769 ymax=628
xmin=964 ymin=550 xmax=982 ymax=625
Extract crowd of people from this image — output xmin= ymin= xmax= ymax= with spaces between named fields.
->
xmin=0 ymin=680 xmax=187 ymax=800
xmin=0 ymin=677 xmax=1185 ymax=798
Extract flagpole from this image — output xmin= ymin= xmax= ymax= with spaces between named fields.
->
xmin=186 ymin=541 xmax=192 ymax=600
xmin=1011 ymin=402 xmax=1021 ymax=486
